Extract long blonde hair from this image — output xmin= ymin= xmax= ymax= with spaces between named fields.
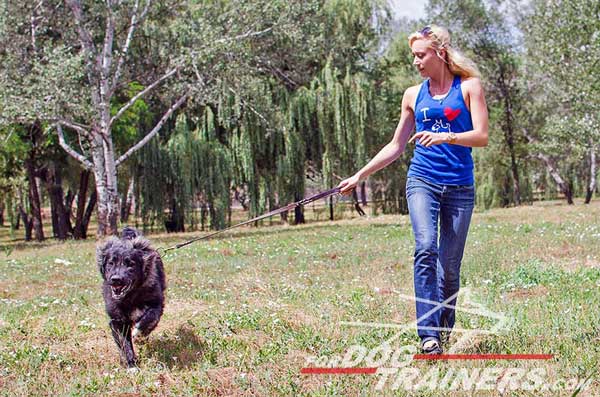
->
xmin=408 ymin=25 xmax=480 ymax=79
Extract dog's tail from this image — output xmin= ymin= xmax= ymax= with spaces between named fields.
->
xmin=121 ymin=226 xmax=142 ymax=240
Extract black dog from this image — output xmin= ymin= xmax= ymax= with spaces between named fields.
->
xmin=97 ymin=227 xmax=166 ymax=368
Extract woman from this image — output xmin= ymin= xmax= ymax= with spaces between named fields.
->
xmin=338 ymin=25 xmax=488 ymax=354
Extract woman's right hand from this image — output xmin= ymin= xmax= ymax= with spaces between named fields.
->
xmin=338 ymin=174 xmax=362 ymax=195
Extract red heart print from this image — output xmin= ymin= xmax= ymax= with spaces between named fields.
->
xmin=444 ymin=107 xmax=461 ymax=121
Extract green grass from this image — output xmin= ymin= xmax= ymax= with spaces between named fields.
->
xmin=0 ymin=200 xmax=599 ymax=396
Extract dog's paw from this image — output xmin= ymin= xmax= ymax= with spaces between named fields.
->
xmin=132 ymin=326 xmax=150 ymax=344
xmin=126 ymin=366 xmax=140 ymax=374
xmin=131 ymin=326 xmax=140 ymax=338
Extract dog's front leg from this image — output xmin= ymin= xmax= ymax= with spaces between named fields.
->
xmin=109 ymin=319 xmax=137 ymax=368
xmin=132 ymin=305 xmax=163 ymax=338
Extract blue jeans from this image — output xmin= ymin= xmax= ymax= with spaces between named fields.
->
xmin=406 ymin=177 xmax=475 ymax=341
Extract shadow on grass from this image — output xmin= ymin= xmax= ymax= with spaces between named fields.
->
xmin=142 ymin=324 xmax=206 ymax=369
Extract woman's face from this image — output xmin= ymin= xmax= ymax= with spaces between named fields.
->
xmin=411 ymin=38 xmax=444 ymax=78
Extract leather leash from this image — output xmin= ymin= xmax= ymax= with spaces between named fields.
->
xmin=160 ymin=187 xmax=364 ymax=253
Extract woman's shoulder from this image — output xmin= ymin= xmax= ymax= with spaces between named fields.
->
xmin=403 ymin=83 xmax=424 ymax=100
xmin=402 ymin=83 xmax=424 ymax=111
xmin=460 ymin=76 xmax=484 ymax=91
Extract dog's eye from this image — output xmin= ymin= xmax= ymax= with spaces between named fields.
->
xmin=124 ymin=258 xmax=134 ymax=267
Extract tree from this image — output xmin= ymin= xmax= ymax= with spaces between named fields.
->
xmin=1 ymin=0 xmax=325 ymax=236
xmin=519 ymin=0 xmax=600 ymax=204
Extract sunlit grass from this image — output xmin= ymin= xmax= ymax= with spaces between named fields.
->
xmin=0 ymin=200 xmax=599 ymax=395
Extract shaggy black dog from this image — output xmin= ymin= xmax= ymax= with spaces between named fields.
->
xmin=97 ymin=226 xmax=166 ymax=368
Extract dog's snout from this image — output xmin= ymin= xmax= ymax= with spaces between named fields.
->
xmin=110 ymin=275 xmax=124 ymax=285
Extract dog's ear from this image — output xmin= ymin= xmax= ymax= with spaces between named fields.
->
xmin=141 ymin=250 xmax=160 ymax=278
xmin=131 ymin=236 xmax=151 ymax=252
xmin=97 ymin=237 xmax=118 ymax=279
xmin=121 ymin=226 xmax=141 ymax=240
xmin=129 ymin=235 xmax=160 ymax=279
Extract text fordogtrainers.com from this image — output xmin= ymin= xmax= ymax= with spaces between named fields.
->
xmin=303 ymin=345 xmax=591 ymax=393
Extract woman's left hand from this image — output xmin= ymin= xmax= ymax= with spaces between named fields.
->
xmin=408 ymin=132 xmax=448 ymax=148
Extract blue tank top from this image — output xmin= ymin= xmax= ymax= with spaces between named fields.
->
xmin=408 ymin=75 xmax=474 ymax=185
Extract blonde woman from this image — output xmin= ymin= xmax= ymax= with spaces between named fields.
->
xmin=339 ymin=25 xmax=489 ymax=354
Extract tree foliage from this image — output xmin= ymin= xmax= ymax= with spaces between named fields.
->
xmin=0 ymin=0 xmax=597 ymax=241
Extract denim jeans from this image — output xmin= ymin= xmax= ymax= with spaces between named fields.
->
xmin=406 ymin=176 xmax=475 ymax=341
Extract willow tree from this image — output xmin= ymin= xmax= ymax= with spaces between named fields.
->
xmin=367 ymin=30 xmax=421 ymax=214
xmin=314 ymin=62 xmax=375 ymax=193
xmin=135 ymin=111 xmax=232 ymax=232
xmin=226 ymin=82 xmax=285 ymax=220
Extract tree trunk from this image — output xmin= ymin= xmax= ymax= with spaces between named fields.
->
xmin=280 ymin=210 xmax=288 ymax=224
xmin=72 ymin=171 xmax=97 ymax=240
xmin=537 ymin=153 xmax=574 ymax=205
xmin=294 ymin=192 xmax=305 ymax=224
xmin=103 ymin=135 xmax=121 ymax=234
xmin=9 ymin=199 xmax=20 ymax=230
xmin=360 ymin=181 xmax=367 ymax=206
xmin=90 ymin=133 xmax=120 ymax=237
xmin=585 ymin=146 xmax=596 ymax=204
xmin=508 ymin=141 xmax=521 ymax=205
xmin=329 ymin=195 xmax=334 ymax=221
xmin=352 ymin=189 xmax=359 ymax=211
xmin=82 ymin=190 xmax=97 ymax=238
xmin=24 ymin=159 xmax=44 ymax=241
xmin=523 ymin=128 xmax=573 ymax=205
xmin=120 ymin=177 xmax=135 ymax=223
xmin=200 ymin=202 xmax=207 ymax=231
xmin=18 ymin=205 xmax=33 ymax=241
xmin=500 ymin=77 xmax=521 ymax=205
xmin=64 ymin=189 xmax=75 ymax=234
xmin=0 ymin=202 xmax=4 ymax=226
xmin=165 ymin=201 xmax=185 ymax=233
xmin=74 ymin=170 xmax=91 ymax=239
xmin=234 ymin=188 xmax=249 ymax=210
xmin=44 ymin=163 xmax=70 ymax=240
xmin=16 ymin=189 xmax=32 ymax=241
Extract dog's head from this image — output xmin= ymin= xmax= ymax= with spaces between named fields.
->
xmin=97 ymin=236 xmax=152 ymax=300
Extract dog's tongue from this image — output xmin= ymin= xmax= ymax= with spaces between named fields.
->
xmin=112 ymin=284 xmax=125 ymax=295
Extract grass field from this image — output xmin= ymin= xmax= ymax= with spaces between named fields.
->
xmin=1 ymin=200 xmax=599 ymax=396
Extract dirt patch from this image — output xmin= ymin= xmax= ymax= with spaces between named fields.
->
xmin=390 ymin=305 xmax=416 ymax=324
xmin=50 ymin=328 xmax=118 ymax=367
xmin=582 ymin=258 xmax=600 ymax=268
xmin=373 ymin=286 xmax=394 ymax=295
xmin=205 ymin=367 xmax=245 ymax=396
xmin=529 ymin=242 xmax=586 ymax=261
xmin=283 ymin=309 xmax=321 ymax=328
xmin=524 ymin=242 xmax=599 ymax=271
xmin=506 ymin=285 xmax=548 ymax=300
xmin=300 ymin=374 xmax=329 ymax=394
xmin=159 ymin=299 xmax=210 ymax=330
xmin=156 ymin=372 xmax=176 ymax=387
xmin=234 ymin=329 xmax=270 ymax=349
xmin=564 ymin=257 xmax=600 ymax=271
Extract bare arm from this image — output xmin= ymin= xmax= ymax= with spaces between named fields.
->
xmin=338 ymin=86 xmax=417 ymax=194
xmin=456 ymin=77 xmax=489 ymax=147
